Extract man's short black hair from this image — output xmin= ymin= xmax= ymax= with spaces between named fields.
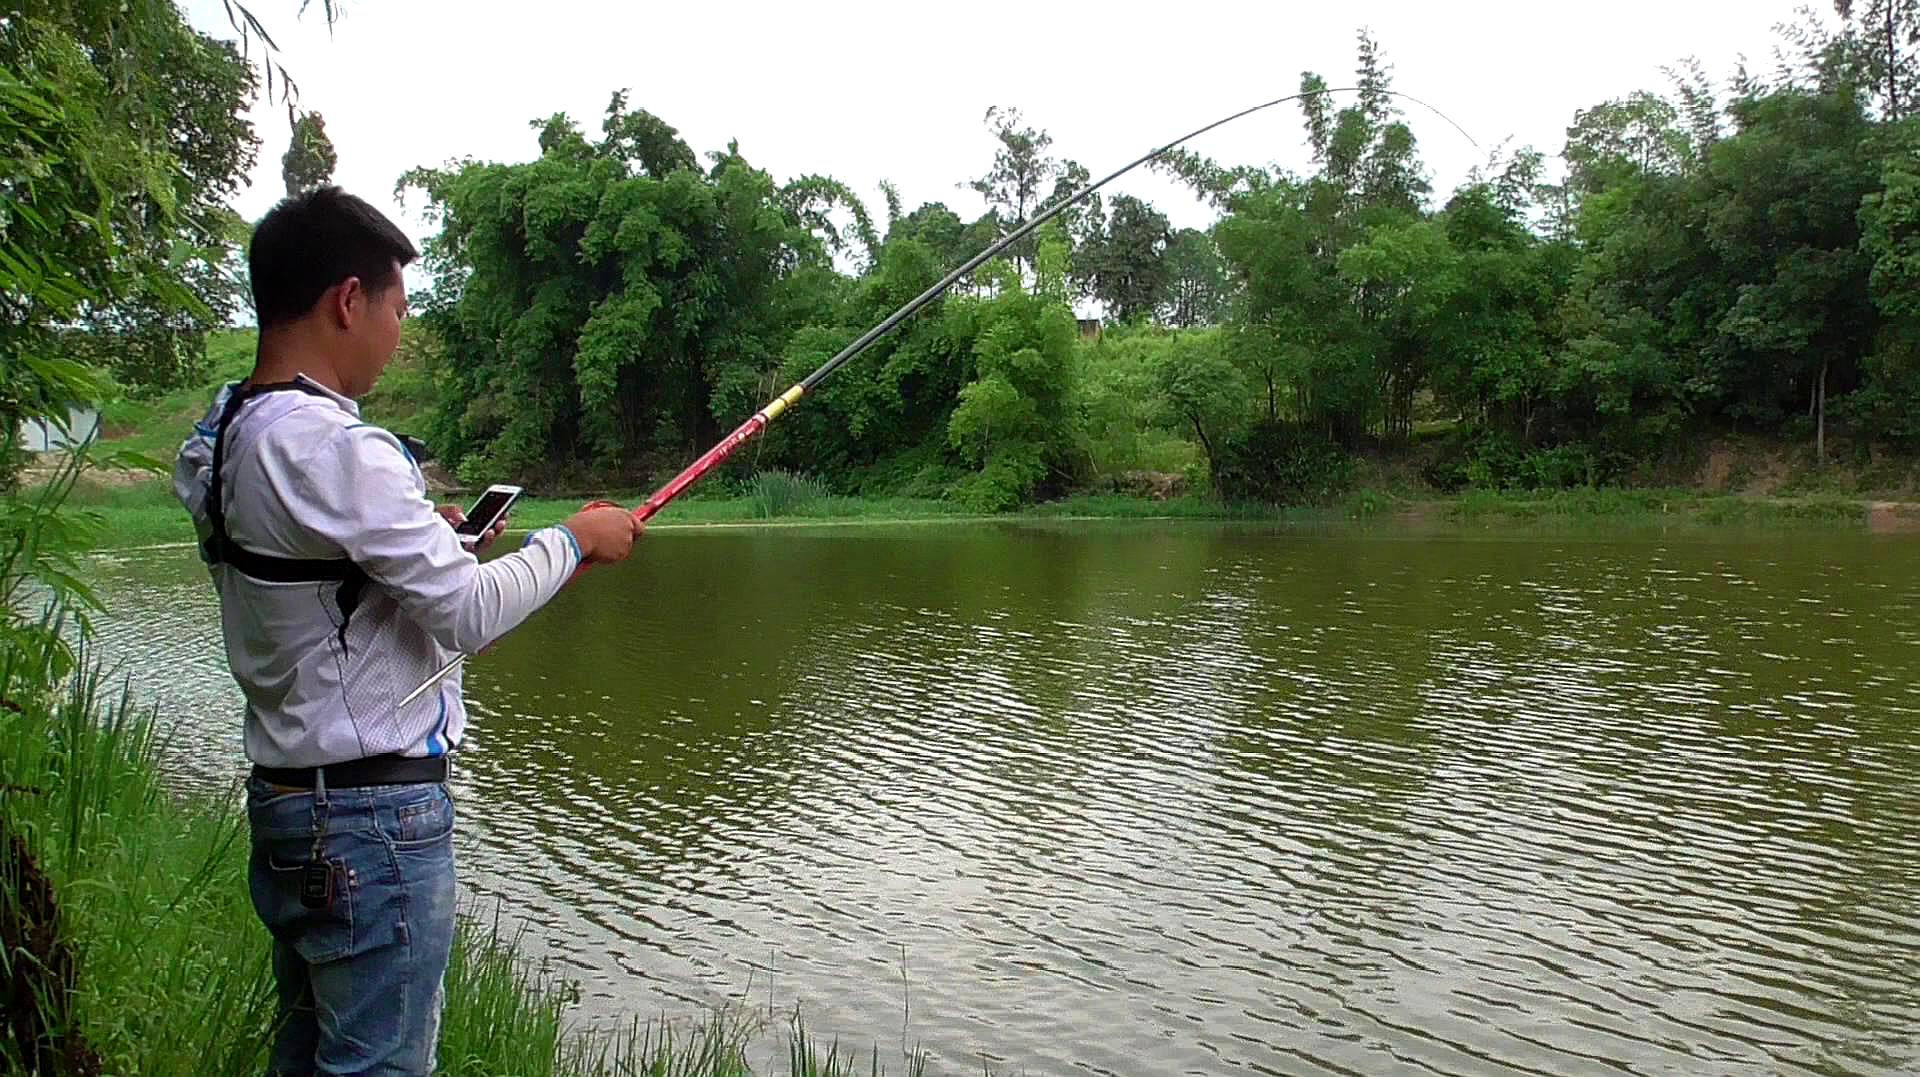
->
xmin=250 ymin=186 xmax=419 ymax=328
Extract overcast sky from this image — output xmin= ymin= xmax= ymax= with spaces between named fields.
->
xmin=183 ymin=0 xmax=1828 ymax=260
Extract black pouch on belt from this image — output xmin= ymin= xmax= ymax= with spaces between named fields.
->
xmin=300 ymin=859 xmax=336 ymax=910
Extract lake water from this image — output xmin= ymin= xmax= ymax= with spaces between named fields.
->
xmin=87 ymin=521 xmax=1920 ymax=1075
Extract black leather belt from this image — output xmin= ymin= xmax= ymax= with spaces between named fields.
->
xmin=251 ymin=754 xmax=448 ymax=788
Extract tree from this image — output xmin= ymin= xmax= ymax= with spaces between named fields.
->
xmin=1853 ymin=118 xmax=1920 ymax=439
xmin=3 ymin=1 xmax=258 ymax=426
xmin=1045 ymin=158 xmax=1100 ymax=253
xmin=967 ymin=106 xmax=1066 ymax=273
xmin=3 ymin=4 xmax=258 ymax=398
xmin=1079 ymin=194 xmax=1172 ymax=324
xmin=400 ymin=95 xmax=830 ymax=483
xmin=1704 ymin=89 xmax=1879 ymax=463
xmin=1665 ymin=57 xmax=1726 ymax=162
xmin=1146 ymin=329 xmax=1247 ymax=486
xmin=1562 ymin=92 xmax=1694 ymax=199
xmin=1298 ymin=31 xmax=1431 ymax=220
xmin=2 ymin=0 xmax=262 ymax=676
xmin=945 ymin=229 xmax=1080 ymax=510
xmin=1342 ymin=186 xmax=1566 ymax=443
xmin=1259 ymin=32 xmax=1435 ymax=442
xmin=282 ymin=109 xmax=337 ymax=195
xmin=769 ymin=213 xmax=973 ymax=478
xmin=1557 ymin=164 xmax=1723 ymax=448
xmin=1215 ymin=183 xmax=1377 ymax=440
xmin=1835 ymin=0 xmax=1920 ymax=118
xmin=1160 ymin=229 xmax=1231 ymax=328
xmin=781 ymin=174 xmax=880 ymax=270
xmin=1336 ymin=216 xmax=1450 ymax=444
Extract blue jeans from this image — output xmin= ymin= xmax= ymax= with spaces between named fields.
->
xmin=246 ymin=777 xmax=457 ymax=1076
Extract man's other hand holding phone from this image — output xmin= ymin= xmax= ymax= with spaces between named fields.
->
xmin=436 ymin=502 xmax=508 ymax=552
xmin=441 ymin=484 xmax=523 ymax=553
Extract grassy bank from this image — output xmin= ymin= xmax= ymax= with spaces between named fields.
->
xmin=56 ymin=476 xmax=1273 ymax=550
xmin=54 ymin=474 xmax=1901 ymax=553
xmin=95 ymin=328 xmax=438 ymax=461
xmin=56 ymin=479 xmax=983 ymax=548
xmin=0 ymin=648 xmax=938 ymax=1075
xmin=1437 ymin=486 xmax=1873 ymax=527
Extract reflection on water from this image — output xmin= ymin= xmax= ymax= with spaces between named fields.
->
xmin=89 ymin=523 xmax=1920 ymax=1075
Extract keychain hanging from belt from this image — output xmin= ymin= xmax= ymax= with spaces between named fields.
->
xmin=300 ymin=769 xmax=337 ymax=910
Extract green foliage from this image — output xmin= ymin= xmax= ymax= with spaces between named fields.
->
xmin=357 ymin=321 xmax=446 ymax=436
xmin=1561 ymin=91 xmax=1696 ymax=199
xmin=749 ymin=470 xmax=829 ymax=518
xmin=1140 ymin=328 xmax=1247 ymax=483
xmin=944 ymin=252 xmax=1079 ymax=510
xmin=1214 ymin=420 xmax=1353 ymax=505
xmin=401 ymin=93 xmax=830 ymax=484
xmin=782 ymin=175 xmax=880 ymax=269
xmin=0 ymin=659 xmax=275 ymax=1074
xmin=1072 ymin=324 xmax=1207 ymax=475
xmin=1422 ymin=429 xmax=1629 ymax=492
xmin=765 ymin=235 xmax=968 ymax=481
xmin=1829 ymin=0 xmax=1920 ymax=120
xmin=968 ymin=105 xmax=1077 ymax=274
xmin=1703 ymin=90 xmax=1878 ymax=427
xmin=281 ymin=110 xmax=337 ymax=196
xmin=2 ymin=2 xmax=259 ymax=402
xmin=1078 ymin=194 xmax=1172 ymax=323
xmin=24 ymin=16 xmax=1918 ymax=527
xmin=1851 ymin=118 xmax=1920 ymax=440
xmin=0 ymin=0 xmax=235 ymax=678
xmin=1160 ymin=228 xmax=1231 ymax=328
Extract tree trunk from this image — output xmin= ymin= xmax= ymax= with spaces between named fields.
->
xmin=1889 ymin=6 xmax=1902 ymax=120
xmin=1816 ymin=358 xmax=1828 ymax=467
xmin=1190 ymin=415 xmax=1218 ymax=485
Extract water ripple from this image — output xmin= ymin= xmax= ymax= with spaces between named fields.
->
xmin=83 ymin=528 xmax=1920 ymax=1075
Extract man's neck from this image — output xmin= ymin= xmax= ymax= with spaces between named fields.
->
xmin=251 ymin=327 xmax=345 ymax=395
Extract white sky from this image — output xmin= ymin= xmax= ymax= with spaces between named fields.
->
xmin=184 ymin=0 xmax=1828 ymax=262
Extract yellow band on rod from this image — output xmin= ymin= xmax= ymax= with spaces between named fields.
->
xmin=760 ymin=384 xmax=806 ymax=423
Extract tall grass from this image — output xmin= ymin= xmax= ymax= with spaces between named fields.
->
xmin=435 ymin=912 xmax=768 ymax=1077
xmin=0 ymin=651 xmax=278 ymax=1075
xmin=749 ymin=471 xmax=831 ymax=519
xmin=0 ymin=638 xmax=951 ymax=1075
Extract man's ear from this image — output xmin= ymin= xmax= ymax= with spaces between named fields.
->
xmin=327 ymin=278 xmax=363 ymax=329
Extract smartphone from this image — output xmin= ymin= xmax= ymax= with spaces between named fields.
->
xmin=456 ymin=484 xmax=522 ymax=548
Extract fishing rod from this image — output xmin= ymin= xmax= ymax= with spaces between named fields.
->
xmin=398 ymin=86 xmax=1478 ymax=708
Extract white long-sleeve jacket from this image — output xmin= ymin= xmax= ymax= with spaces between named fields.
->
xmin=174 ymin=374 xmax=580 ymax=768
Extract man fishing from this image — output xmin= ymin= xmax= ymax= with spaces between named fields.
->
xmin=173 ymin=185 xmax=642 ymax=1075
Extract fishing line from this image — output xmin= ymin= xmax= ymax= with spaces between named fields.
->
xmin=400 ymin=86 xmax=1480 ymax=707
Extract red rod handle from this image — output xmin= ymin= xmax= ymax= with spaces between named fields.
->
xmin=562 ymin=384 xmax=803 ymax=583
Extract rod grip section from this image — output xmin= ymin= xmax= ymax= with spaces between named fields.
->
xmin=563 ymin=384 xmax=804 ymax=585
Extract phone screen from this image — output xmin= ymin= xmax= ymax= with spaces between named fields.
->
xmin=456 ymin=489 xmax=517 ymax=536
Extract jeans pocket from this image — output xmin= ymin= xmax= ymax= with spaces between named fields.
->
xmin=250 ymin=834 xmax=354 ymax=964
xmin=391 ymin=786 xmax=454 ymax=848
xmin=247 ymin=782 xmax=318 ymax=833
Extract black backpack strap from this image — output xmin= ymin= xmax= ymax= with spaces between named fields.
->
xmin=204 ymin=380 xmax=373 ymax=653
